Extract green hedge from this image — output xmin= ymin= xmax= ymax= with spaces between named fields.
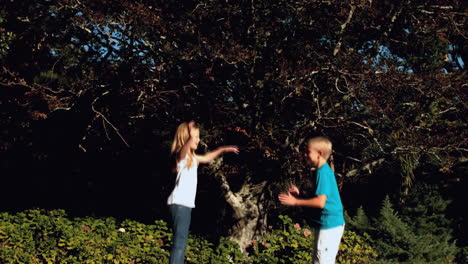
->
xmin=246 ymin=215 xmax=377 ymax=264
xmin=0 ymin=209 xmax=376 ymax=263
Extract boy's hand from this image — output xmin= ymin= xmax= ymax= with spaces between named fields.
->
xmin=222 ymin=146 xmax=239 ymax=154
xmin=278 ymin=193 xmax=297 ymax=206
xmin=288 ymin=185 xmax=300 ymax=196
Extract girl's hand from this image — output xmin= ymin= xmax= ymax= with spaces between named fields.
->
xmin=278 ymin=193 xmax=297 ymax=206
xmin=288 ymin=185 xmax=300 ymax=196
xmin=222 ymin=146 xmax=239 ymax=154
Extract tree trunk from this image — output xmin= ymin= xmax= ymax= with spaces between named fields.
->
xmin=209 ymin=159 xmax=267 ymax=251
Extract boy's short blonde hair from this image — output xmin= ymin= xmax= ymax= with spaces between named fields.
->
xmin=307 ymin=136 xmax=333 ymax=160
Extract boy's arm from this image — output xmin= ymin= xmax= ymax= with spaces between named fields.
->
xmin=195 ymin=146 xmax=239 ymax=164
xmin=278 ymin=193 xmax=327 ymax=209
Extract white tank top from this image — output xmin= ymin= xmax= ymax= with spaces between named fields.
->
xmin=167 ymin=154 xmax=198 ymax=208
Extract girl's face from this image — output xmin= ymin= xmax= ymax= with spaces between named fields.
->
xmin=305 ymin=143 xmax=321 ymax=168
xmin=190 ymin=129 xmax=200 ymax=150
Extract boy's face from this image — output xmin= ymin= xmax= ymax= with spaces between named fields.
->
xmin=190 ymin=129 xmax=200 ymax=150
xmin=305 ymin=143 xmax=321 ymax=168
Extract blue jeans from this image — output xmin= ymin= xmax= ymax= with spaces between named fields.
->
xmin=169 ymin=204 xmax=192 ymax=264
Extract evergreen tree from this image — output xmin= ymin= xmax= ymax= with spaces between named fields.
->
xmin=398 ymin=184 xmax=458 ymax=263
xmin=347 ymin=194 xmax=458 ymax=263
xmin=373 ymin=196 xmax=416 ymax=262
xmin=345 ymin=206 xmax=372 ymax=233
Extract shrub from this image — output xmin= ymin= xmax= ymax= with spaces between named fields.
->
xmin=211 ymin=237 xmax=247 ymax=264
xmin=337 ymin=230 xmax=378 ymax=264
xmin=246 ymin=215 xmax=377 ymax=264
xmin=185 ymin=235 xmax=215 ymax=264
xmin=0 ymin=209 xmax=172 ymax=263
xmin=0 ymin=209 xmax=376 ymax=264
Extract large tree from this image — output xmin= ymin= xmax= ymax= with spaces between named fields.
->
xmin=1 ymin=0 xmax=466 ymax=249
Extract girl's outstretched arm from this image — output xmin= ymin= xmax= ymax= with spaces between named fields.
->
xmin=195 ymin=146 xmax=239 ymax=164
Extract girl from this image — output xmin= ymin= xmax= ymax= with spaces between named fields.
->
xmin=167 ymin=121 xmax=238 ymax=264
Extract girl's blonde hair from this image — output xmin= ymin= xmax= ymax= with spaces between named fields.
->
xmin=307 ymin=136 xmax=334 ymax=170
xmin=171 ymin=122 xmax=198 ymax=169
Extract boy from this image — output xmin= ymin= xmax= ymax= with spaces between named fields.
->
xmin=278 ymin=136 xmax=345 ymax=264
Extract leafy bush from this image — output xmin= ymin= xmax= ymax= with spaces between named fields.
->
xmin=246 ymin=215 xmax=315 ymax=264
xmin=0 ymin=209 xmax=376 ymax=263
xmin=211 ymin=237 xmax=247 ymax=264
xmin=337 ymin=230 xmax=378 ymax=264
xmin=0 ymin=209 xmax=171 ymax=263
xmin=246 ymin=215 xmax=377 ymax=264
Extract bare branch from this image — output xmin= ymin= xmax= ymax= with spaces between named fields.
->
xmin=344 ymin=158 xmax=386 ymax=177
xmin=333 ymin=5 xmax=356 ymax=56
xmin=91 ymin=97 xmax=130 ymax=147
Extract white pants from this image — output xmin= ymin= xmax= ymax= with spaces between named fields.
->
xmin=313 ymin=225 xmax=345 ymax=264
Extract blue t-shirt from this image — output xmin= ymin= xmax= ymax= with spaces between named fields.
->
xmin=314 ymin=163 xmax=345 ymax=229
